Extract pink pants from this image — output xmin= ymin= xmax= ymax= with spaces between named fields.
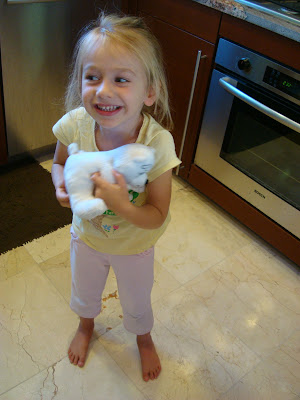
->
xmin=70 ymin=228 xmax=154 ymax=335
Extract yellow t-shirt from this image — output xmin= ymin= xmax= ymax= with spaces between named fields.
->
xmin=53 ymin=107 xmax=181 ymax=255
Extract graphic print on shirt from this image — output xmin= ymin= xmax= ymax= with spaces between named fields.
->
xmin=103 ymin=190 xmax=139 ymax=216
xmin=90 ymin=190 xmax=139 ymax=236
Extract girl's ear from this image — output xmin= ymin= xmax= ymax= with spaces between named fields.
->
xmin=144 ymin=86 xmax=156 ymax=107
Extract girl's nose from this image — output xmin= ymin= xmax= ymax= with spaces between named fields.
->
xmin=96 ymin=79 xmax=113 ymax=98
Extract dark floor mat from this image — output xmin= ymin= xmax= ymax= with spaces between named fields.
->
xmin=0 ymin=158 xmax=72 ymax=254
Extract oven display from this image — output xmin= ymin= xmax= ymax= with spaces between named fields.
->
xmin=263 ymin=66 xmax=300 ymax=100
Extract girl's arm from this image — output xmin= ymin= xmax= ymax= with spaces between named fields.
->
xmin=91 ymin=169 xmax=173 ymax=229
xmin=51 ymin=141 xmax=71 ymax=208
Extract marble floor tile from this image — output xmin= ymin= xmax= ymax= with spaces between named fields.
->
xmin=0 ymin=340 xmax=146 ymax=400
xmin=25 ymin=224 xmax=71 ymax=263
xmin=280 ymin=330 xmax=300 ymax=363
xmin=171 ymin=175 xmax=260 ymax=241
xmin=155 ymin=186 xmax=253 ymax=283
xmin=186 ymin=242 xmax=300 ymax=357
xmin=99 ymin=320 xmax=236 ymax=400
xmin=0 ymin=246 xmax=38 ymax=281
xmin=2 ymin=172 xmax=299 ymax=399
xmin=39 ymin=158 xmax=53 ymax=173
xmin=156 ymin=209 xmax=249 ymax=284
xmin=152 ymin=259 xmax=181 ymax=302
xmin=171 ymin=175 xmax=199 ymax=196
xmin=219 ymin=330 xmax=300 ymax=400
xmin=152 ymin=286 xmax=260 ymax=388
xmin=38 ymin=250 xmax=71 ymax=302
xmin=0 ymin=264 xmax=78 ymax=395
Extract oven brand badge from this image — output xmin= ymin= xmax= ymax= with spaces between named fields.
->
xmin=254 ymin=189 xmax=266 ymax=199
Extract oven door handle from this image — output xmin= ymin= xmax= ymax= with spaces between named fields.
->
xmin=219 ymin=76 xmax=300 ymax=133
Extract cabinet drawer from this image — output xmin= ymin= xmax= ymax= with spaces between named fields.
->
xmin=137 ymin=0 xmax=221 ymax=43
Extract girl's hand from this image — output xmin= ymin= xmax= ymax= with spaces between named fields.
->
xmin=56 ymin=183 xmax=71 ymax=208
xmin=52 ymin=141 xmax=70 ymax=208
xmin=91 ymin=171 xmax=130 ymax=214
xmin=91 ymin=169 xmax=172 ymax=229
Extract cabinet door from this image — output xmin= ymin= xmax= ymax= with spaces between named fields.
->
xmin=0 ymin=103 xmax=7 ymax=165
xmin=138 ymin=0 xmax=221 ymax=43
xmin=0 ymin=49 xmax=7 ymax=165
xmin=144 ymin=16 xmax=215 ymax=179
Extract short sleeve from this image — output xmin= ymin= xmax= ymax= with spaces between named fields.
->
xmin=147 ymin=130 xmax=181 ymax=182
xmin=52 ymin=110 xmax=79 ymax=147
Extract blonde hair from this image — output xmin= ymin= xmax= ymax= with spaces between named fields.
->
xmin=65 ymin=13 xmax=173 ymax=130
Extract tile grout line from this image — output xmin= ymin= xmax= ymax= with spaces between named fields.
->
xmin=94 ymin=335 xmax=149 ymax=400
xmin=153 ymin=310 xmax=263 ymax=400
xmin=151 ymin=248 xmax=295 ymax=391
xmin=179 ymin=239 xmax=255 ymax=289
xmin=0 ymin=355 xmax=66 ymax=397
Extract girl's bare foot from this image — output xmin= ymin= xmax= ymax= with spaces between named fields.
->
xmin=68 ymin=317 xmax=94 ymax=368
xmin=137 ymin=333 xmax=161 ymax=382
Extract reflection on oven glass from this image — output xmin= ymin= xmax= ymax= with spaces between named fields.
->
xmin=220 ymin=104 xmax=300 ymax=210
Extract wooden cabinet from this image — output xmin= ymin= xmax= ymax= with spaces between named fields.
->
xmin=143 ymin=16 xmax=216 ymax=179
xmin=137 ymin=0 xmax=221 ymax=43
xmin=0 ymin=49 xmax=7 ymax=165
xmin=71 ymin=0 xmax=125 ymax=47
xmin=134 ymin=0 xmax=221 ymax=179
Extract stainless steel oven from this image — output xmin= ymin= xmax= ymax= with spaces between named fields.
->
xmin=194 ymin=39 xmax=300 ymax=239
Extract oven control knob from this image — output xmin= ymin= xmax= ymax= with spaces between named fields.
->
xmin=238 ymin=58 xmax=251 ymax=71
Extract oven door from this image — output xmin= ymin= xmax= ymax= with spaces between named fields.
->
xmin=194 ymin=69 xmax=300 ymax=238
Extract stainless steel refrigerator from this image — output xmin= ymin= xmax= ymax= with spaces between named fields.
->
xmin=0 ymin=0 xmax=72 ymax=157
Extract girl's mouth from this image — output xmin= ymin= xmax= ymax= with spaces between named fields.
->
xmin=95 ymin=105 xmax=122 ymax=115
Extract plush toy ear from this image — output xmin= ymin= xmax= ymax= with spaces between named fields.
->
xmin=133 ymin=153 xmax=148 ymax=162
xmin=132 ymin=147 xmax=155 ymax=163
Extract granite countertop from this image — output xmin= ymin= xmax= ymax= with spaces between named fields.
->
xmin=193 ymin=0 xmax=300 ymax=42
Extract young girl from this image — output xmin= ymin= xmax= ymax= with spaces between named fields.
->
xmin=51 ymin=13 xmax=181 ymax=382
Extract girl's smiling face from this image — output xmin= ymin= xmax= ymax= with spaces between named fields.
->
xmin=81 ymin=41 xmax=156 ymax=136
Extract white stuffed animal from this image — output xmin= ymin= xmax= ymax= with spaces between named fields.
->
xmin=64 ymin=143 xmax=155 ymax=220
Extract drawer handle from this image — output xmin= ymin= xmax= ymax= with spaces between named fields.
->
xmin=219 ymin=76 xmax=300 ymax=133
xmin=176 ymin=51 xmax=207 ymax=175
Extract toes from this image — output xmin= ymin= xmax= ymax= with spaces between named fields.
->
xmin=69 ymin=353 xmax=79 ymax=365
xmin=68 ymin=350 xmax=74 ymax=364
xmin=68 ymin=348 xmax=85 ymax=367
xmin=73 ymin=355 xmax=79 ymax=365
xmin=153 ymin=366 xmax=161 ymax=379
xmin=78 ymin=357 xmax=85 ymax=368
xmin=143 ymin=365 xmax=162 ymax=381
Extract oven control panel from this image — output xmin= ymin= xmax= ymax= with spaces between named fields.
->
xmin=215 ymin=39 xmax=300 ymax=106
xmin=263 ymin=66 xmax=300 ymax=101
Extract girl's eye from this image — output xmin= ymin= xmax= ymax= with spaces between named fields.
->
xmin=116 ymin=77 xmax=128 ymax=83
xmin=86 ymin=75 xmax=99 ymax=81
